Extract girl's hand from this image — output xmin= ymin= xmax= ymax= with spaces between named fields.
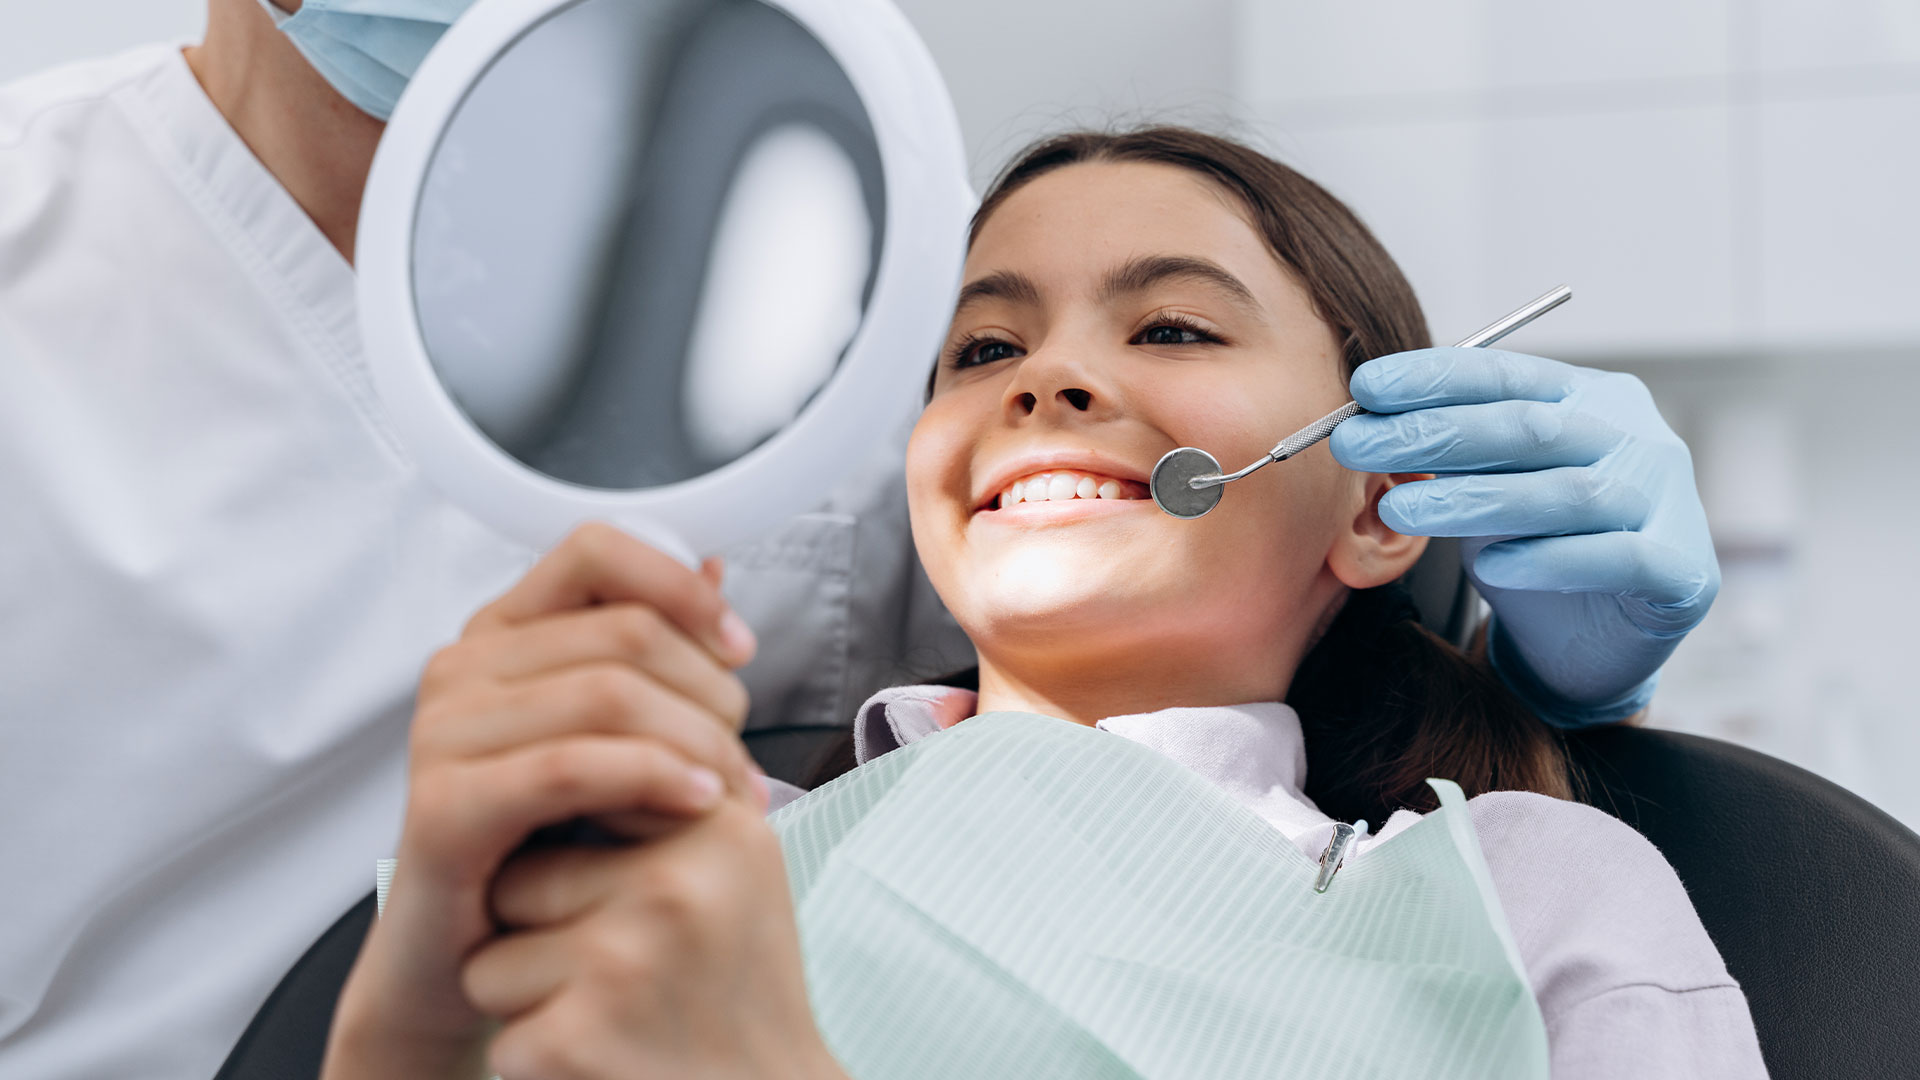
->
xmin=462 ymin=797 xmax=847 ymax=1080
xmin=322 ymin=523 xmax=764 ymax=1079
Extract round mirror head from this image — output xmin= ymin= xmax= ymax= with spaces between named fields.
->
xmin=359 ymin=0 xmax=969 ymax=558
xmin=415 ymin=0 xmax=881 ymax=489
xmin=1150 ymin=447 xmax=1225 ymax=519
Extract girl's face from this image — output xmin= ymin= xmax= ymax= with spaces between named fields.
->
xmin=908 ymin=161 xmax=1424 ymax=714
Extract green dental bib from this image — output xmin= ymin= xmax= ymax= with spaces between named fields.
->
xmin=770 ymin=711 xmax=1549 ymax=1080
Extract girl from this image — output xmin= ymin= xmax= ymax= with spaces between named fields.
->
xmin=322 ymin=128 xmax=1765 ymax=1079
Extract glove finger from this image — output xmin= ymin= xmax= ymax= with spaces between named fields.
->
xmin=1349 ymin=347 xmax=1584 ymax=412
xmin=1332 ymin=400 xmax=1623 ymax=474
xmin=1380 ymin=468 xmax=1651 ymax=538
xmin=1472 ymin=533 xmax=1717 ymax=612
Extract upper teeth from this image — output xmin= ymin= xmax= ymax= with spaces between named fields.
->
xmin=998 ymin=470 xmax=1141 ymax=508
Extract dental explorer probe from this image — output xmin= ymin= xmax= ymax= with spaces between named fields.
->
xmin=1149 ymin=284 xmax=1574 ymax=519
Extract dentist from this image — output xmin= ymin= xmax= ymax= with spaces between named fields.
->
xmin=0 ymin=2 xmax=1715 ymax=1078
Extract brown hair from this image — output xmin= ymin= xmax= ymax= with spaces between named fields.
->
xmin=966 ymin=127 xmax=1571 ymax=823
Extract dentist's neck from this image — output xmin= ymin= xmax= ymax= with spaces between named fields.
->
xmin=185 ymin=0 xmax=383 ymax=262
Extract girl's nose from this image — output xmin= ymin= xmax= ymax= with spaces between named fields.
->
xmin=1013 ymin=386 xmax=1094 ymax=416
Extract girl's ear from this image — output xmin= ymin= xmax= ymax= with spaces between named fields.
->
xmin=1327 ymin=473 xmax=1430 ymax=589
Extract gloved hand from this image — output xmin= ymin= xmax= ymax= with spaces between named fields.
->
xmin=1329 ymin=347 xmax=1719 ymax=728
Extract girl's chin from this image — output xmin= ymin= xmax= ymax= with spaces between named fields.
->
xmin=960 ymin=581 xmax=1163 ymax=648
xmin=947 ymin=541 xmax=1187 ymax=626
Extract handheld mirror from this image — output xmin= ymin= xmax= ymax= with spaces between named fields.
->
xmin=357 ymin=0 xmax=972 ymax=563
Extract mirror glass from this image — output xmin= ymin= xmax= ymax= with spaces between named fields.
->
xmin=411 ymin=0 xmax=886 ymax=490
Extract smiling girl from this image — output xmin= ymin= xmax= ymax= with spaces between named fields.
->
xmin=320 ymin=128 xmax=1766 ymax=1080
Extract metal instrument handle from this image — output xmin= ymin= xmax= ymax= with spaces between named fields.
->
xmin=1190 ymin=285 xmax=1574 ymax=491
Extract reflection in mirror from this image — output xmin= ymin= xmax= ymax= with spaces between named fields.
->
xmin=683 ymin=124 xmax=871 ymax=463
xmin=412 ymin=0 xmax=885 ymax=491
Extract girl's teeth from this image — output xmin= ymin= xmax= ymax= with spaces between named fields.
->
xmin=997 ymin=471 xmax=1139 ymax=508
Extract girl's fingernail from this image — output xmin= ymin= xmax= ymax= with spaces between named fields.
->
xmin=718 ymin=610 xmax=757 ymax=662
xmin=750 ymin=771 xmax=771 ymax=812
xmin=687 ymin=767 xmax=725 ymax=807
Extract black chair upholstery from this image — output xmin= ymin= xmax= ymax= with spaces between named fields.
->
xmin=1401 ymin=536 xmax=1480 ymax=647
xmin=212 ymin=893 xmax=372 ymax=1080
xmin=1565 ymin=725 xmax=1920 ymax=1079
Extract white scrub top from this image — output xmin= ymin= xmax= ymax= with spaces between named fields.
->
xmin=0 ymin=44 xmax=968 ymax=1080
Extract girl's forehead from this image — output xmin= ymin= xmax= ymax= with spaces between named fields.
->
xmin=962 ymin=162 xmax=1296 ymax=312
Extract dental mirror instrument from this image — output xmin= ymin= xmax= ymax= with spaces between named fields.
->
xmin=358 ymin=0 xmax=970 ymax=566
xmin=1149 ymin=284 xmax=1574 ymax=519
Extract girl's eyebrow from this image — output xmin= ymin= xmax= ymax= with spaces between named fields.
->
xmin=951 ymin=256 xmax=1262 ymax=321
xmin=1099 ymin=254 xmax=1262 ymax=317
xmin=953 ymin=270 xmax=1042 ymax=316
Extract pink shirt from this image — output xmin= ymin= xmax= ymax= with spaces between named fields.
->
xmin=766 ymin=686 xmax=1770 ymax=1080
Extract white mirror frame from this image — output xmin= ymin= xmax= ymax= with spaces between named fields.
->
xmin=358 ymin=0 xmax=973 ymax=564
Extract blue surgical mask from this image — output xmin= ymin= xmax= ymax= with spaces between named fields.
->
xmin=257 ymin=0 xmax=476 ymax=121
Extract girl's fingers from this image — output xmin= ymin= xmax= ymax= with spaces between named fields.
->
xmin=416 ymin=663 xmax=757 ymax=797
xmin=486 ymin=995 xmax=624 ymax=1080
xmin=445 ymin=603 xmax=751 ymax=730
xmin=406 ymin=736 xmax=721 ymax=887
xmin=465 ymin=523 xmax=756 ymax=668
xmin=587 ymin=808 xmax=708 ymax=842
xmin=489 ymin=845 xmax=628 ymax=929
xmin=463 ymin=924 xmax=573 ymax=1020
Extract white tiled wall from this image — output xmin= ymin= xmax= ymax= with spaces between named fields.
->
xmin=1237 ymin=0 xmax=1495 ymax=106
xmin=1239 ymin=0 xmax=1920 ymax=356
xmin=1752 ymin=0 xmax=1920 ymax=72
xmin=1487 ymin=0 xmax=1734 ymax=89
xmin=1478 ymin=104 xmax=1740 ymax=352
xmin=1756 ymin=92 xmax=1920 ymax=346
xmin=895 ymin=0 xmax=1242 ymax=186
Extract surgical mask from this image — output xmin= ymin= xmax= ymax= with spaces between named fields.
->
xmin=256 ymin=0 xmax=476 ymax=121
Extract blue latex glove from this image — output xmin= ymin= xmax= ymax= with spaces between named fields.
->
xmin=1329 ymin=347 xmax=1719 ymax=728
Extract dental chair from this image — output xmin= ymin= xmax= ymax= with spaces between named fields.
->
xmin=212 ymin=538 xmax=1920 ymax=1080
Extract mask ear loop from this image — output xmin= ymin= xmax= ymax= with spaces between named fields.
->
xmin=1312 ymin=819 xmax=1370 ymax=894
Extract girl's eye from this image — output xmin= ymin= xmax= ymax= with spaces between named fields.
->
xmin=949 ymin=336 xmax=1024 ymax=369
xmin=1132 ymin=318 xmax=1222 ymax=347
